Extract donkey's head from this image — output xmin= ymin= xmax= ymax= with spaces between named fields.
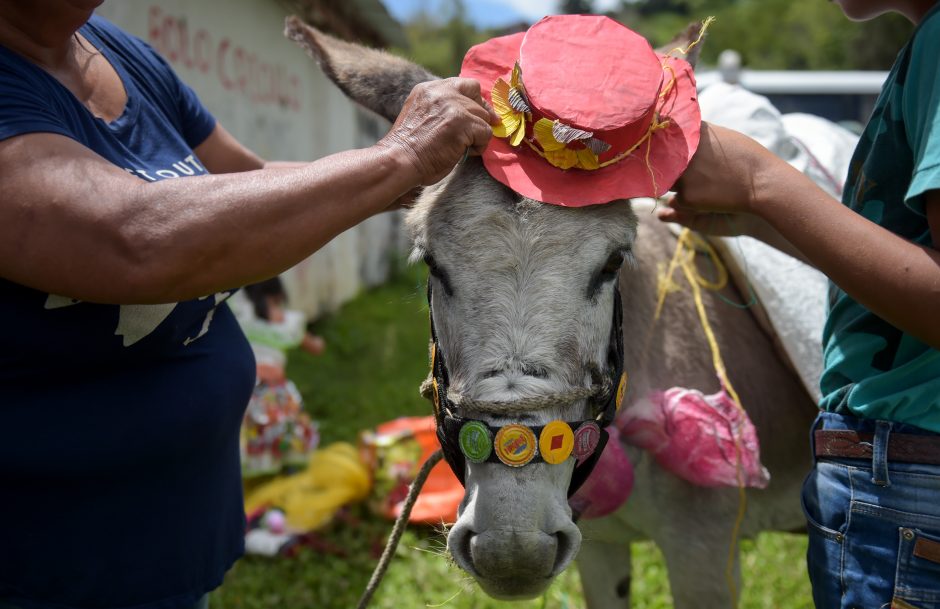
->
xmin=287 ymin=16 xmax=703 ymax=599
xmin=409 ymin=171 xmax=635 ymax=599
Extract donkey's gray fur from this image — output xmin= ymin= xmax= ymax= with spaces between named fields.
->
xmin=289 ymin=17 xmax=817 ymax=607
xmin=410 ymin=166 xmax=636 ymax=413
xmin=576 ymin=212 xmax=816 ymax=608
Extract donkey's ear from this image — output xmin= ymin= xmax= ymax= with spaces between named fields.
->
xmin=284 ymin=16 xmax=438 ymax=123
xmin=655 ymin=21 xmax=706 ymax=69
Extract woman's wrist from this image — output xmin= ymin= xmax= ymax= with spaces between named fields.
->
xmin=372 ymin=136 xmax=423 ymax=192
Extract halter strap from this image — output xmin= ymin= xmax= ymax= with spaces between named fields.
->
xmin=422 ymin=279 xmax=625 ymax=495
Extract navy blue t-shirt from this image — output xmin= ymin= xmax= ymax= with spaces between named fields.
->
xmin=0 ymin=16 xmax=255 ymax=609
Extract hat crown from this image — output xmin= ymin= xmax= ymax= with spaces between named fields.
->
xmin=519 ymin=15 xmax=663 ymax=132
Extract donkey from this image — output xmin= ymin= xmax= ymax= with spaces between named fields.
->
xmin=286 ymin=18 xmax=819 ymax=608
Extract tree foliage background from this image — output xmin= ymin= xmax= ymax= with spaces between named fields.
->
xmin=391 ymin=0 xmax=913 ymax=77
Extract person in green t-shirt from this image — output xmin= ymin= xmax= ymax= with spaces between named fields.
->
xmin=659 ymin=1 xmax=940 ymax=606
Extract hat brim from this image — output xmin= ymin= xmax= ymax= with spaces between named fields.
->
xmin=461 ymin=31 xmax=701 ymax=207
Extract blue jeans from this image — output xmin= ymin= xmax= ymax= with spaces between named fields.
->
xmin=802 ymin=411 xmax=940 ymax=609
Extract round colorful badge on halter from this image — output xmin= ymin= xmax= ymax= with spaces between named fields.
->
xmin=459 ymin=421 xmax=493 ymax=463
xmin=494 ymin=424 xmax=538 ymax=467
xmin=573 ymin=422 xmax=602 ymax=462
xmin=539 ymin=420 xmax=575 ymax=464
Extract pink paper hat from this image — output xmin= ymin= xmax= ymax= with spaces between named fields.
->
xmin=460 ymin=15 xmax=702 ymax=207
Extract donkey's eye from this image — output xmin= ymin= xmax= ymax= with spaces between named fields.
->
xmin=423 ymin=253 xmax=454 ymax=296
xmin=588 ymin=250 xmax=626 ymax=298
xmin=599 ymin=250 xmax=626 ymax=280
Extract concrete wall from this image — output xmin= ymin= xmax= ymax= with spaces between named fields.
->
xmin=97 ymin=0 xmax=405 ymax=318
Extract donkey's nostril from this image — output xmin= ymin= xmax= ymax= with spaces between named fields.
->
xmin=551 ymin=526 xmax=581 ymax=576
xmin=447 ymin=524 xmax=480 ymax=577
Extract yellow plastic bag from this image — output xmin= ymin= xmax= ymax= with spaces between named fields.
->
xmin=244 ymin=442 xmax=371 ymax=531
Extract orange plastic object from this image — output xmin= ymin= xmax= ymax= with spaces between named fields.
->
xmin=364 ymin=416 xmax=464 ymax=525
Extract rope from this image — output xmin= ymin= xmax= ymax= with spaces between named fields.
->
xmin=665 ymin=16 xmax=716 ymax=60
xmin=420 ymin=375 xmax=611 ymax=416
xmin=356 ymin=449 xmax=445 ymax=609
xmin=654 ymin=227 xmax=746 ymax=609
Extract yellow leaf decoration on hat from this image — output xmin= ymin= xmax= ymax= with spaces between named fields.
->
xmin=533 ymin=118 xmax=601 ymax=171
xmin=543 ymin=147 xmax=579 ymax=170
xmin=577 ymin=147 xmax=600 ymax=170
xmin=491 ymin=63 xmax=528 ymax=147
xmin=533 ymin=119 xmax=565 ymax=151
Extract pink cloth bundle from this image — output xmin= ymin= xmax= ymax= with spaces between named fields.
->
xmin=568 ymin=426 xmax=635 ymax=519
xmin=617 ymin=386 xmax=770 ymax=489
xmin=569 ymin=385 xmax=769 ymax=520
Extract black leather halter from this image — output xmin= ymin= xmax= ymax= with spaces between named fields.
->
xmin=426 ymin=281 xmax=625 ymax=496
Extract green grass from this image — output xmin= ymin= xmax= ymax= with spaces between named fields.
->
xmin=283 ymin=262 xmax=434 ymax=444
xmin=212 ymin=263 xmax=813 ymax=609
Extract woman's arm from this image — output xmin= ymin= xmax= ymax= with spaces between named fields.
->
xmin=192 ymin=123 xmax=266 ymax=173
xmin=662 ymin=123 xmax=940 ymax=349
xmin=0 ymin=78 xmax=496 ymax=304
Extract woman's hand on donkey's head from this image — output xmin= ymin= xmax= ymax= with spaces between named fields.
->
xmin=378 ymin=77 xmax=499 ymax=186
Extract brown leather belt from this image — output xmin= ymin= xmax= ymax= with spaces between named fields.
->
xmin=815 ymin=429 xmax=940 ymax=465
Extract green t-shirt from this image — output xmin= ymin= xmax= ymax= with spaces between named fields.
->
xmin=819 ymin=4 xmax=940 ymax=430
